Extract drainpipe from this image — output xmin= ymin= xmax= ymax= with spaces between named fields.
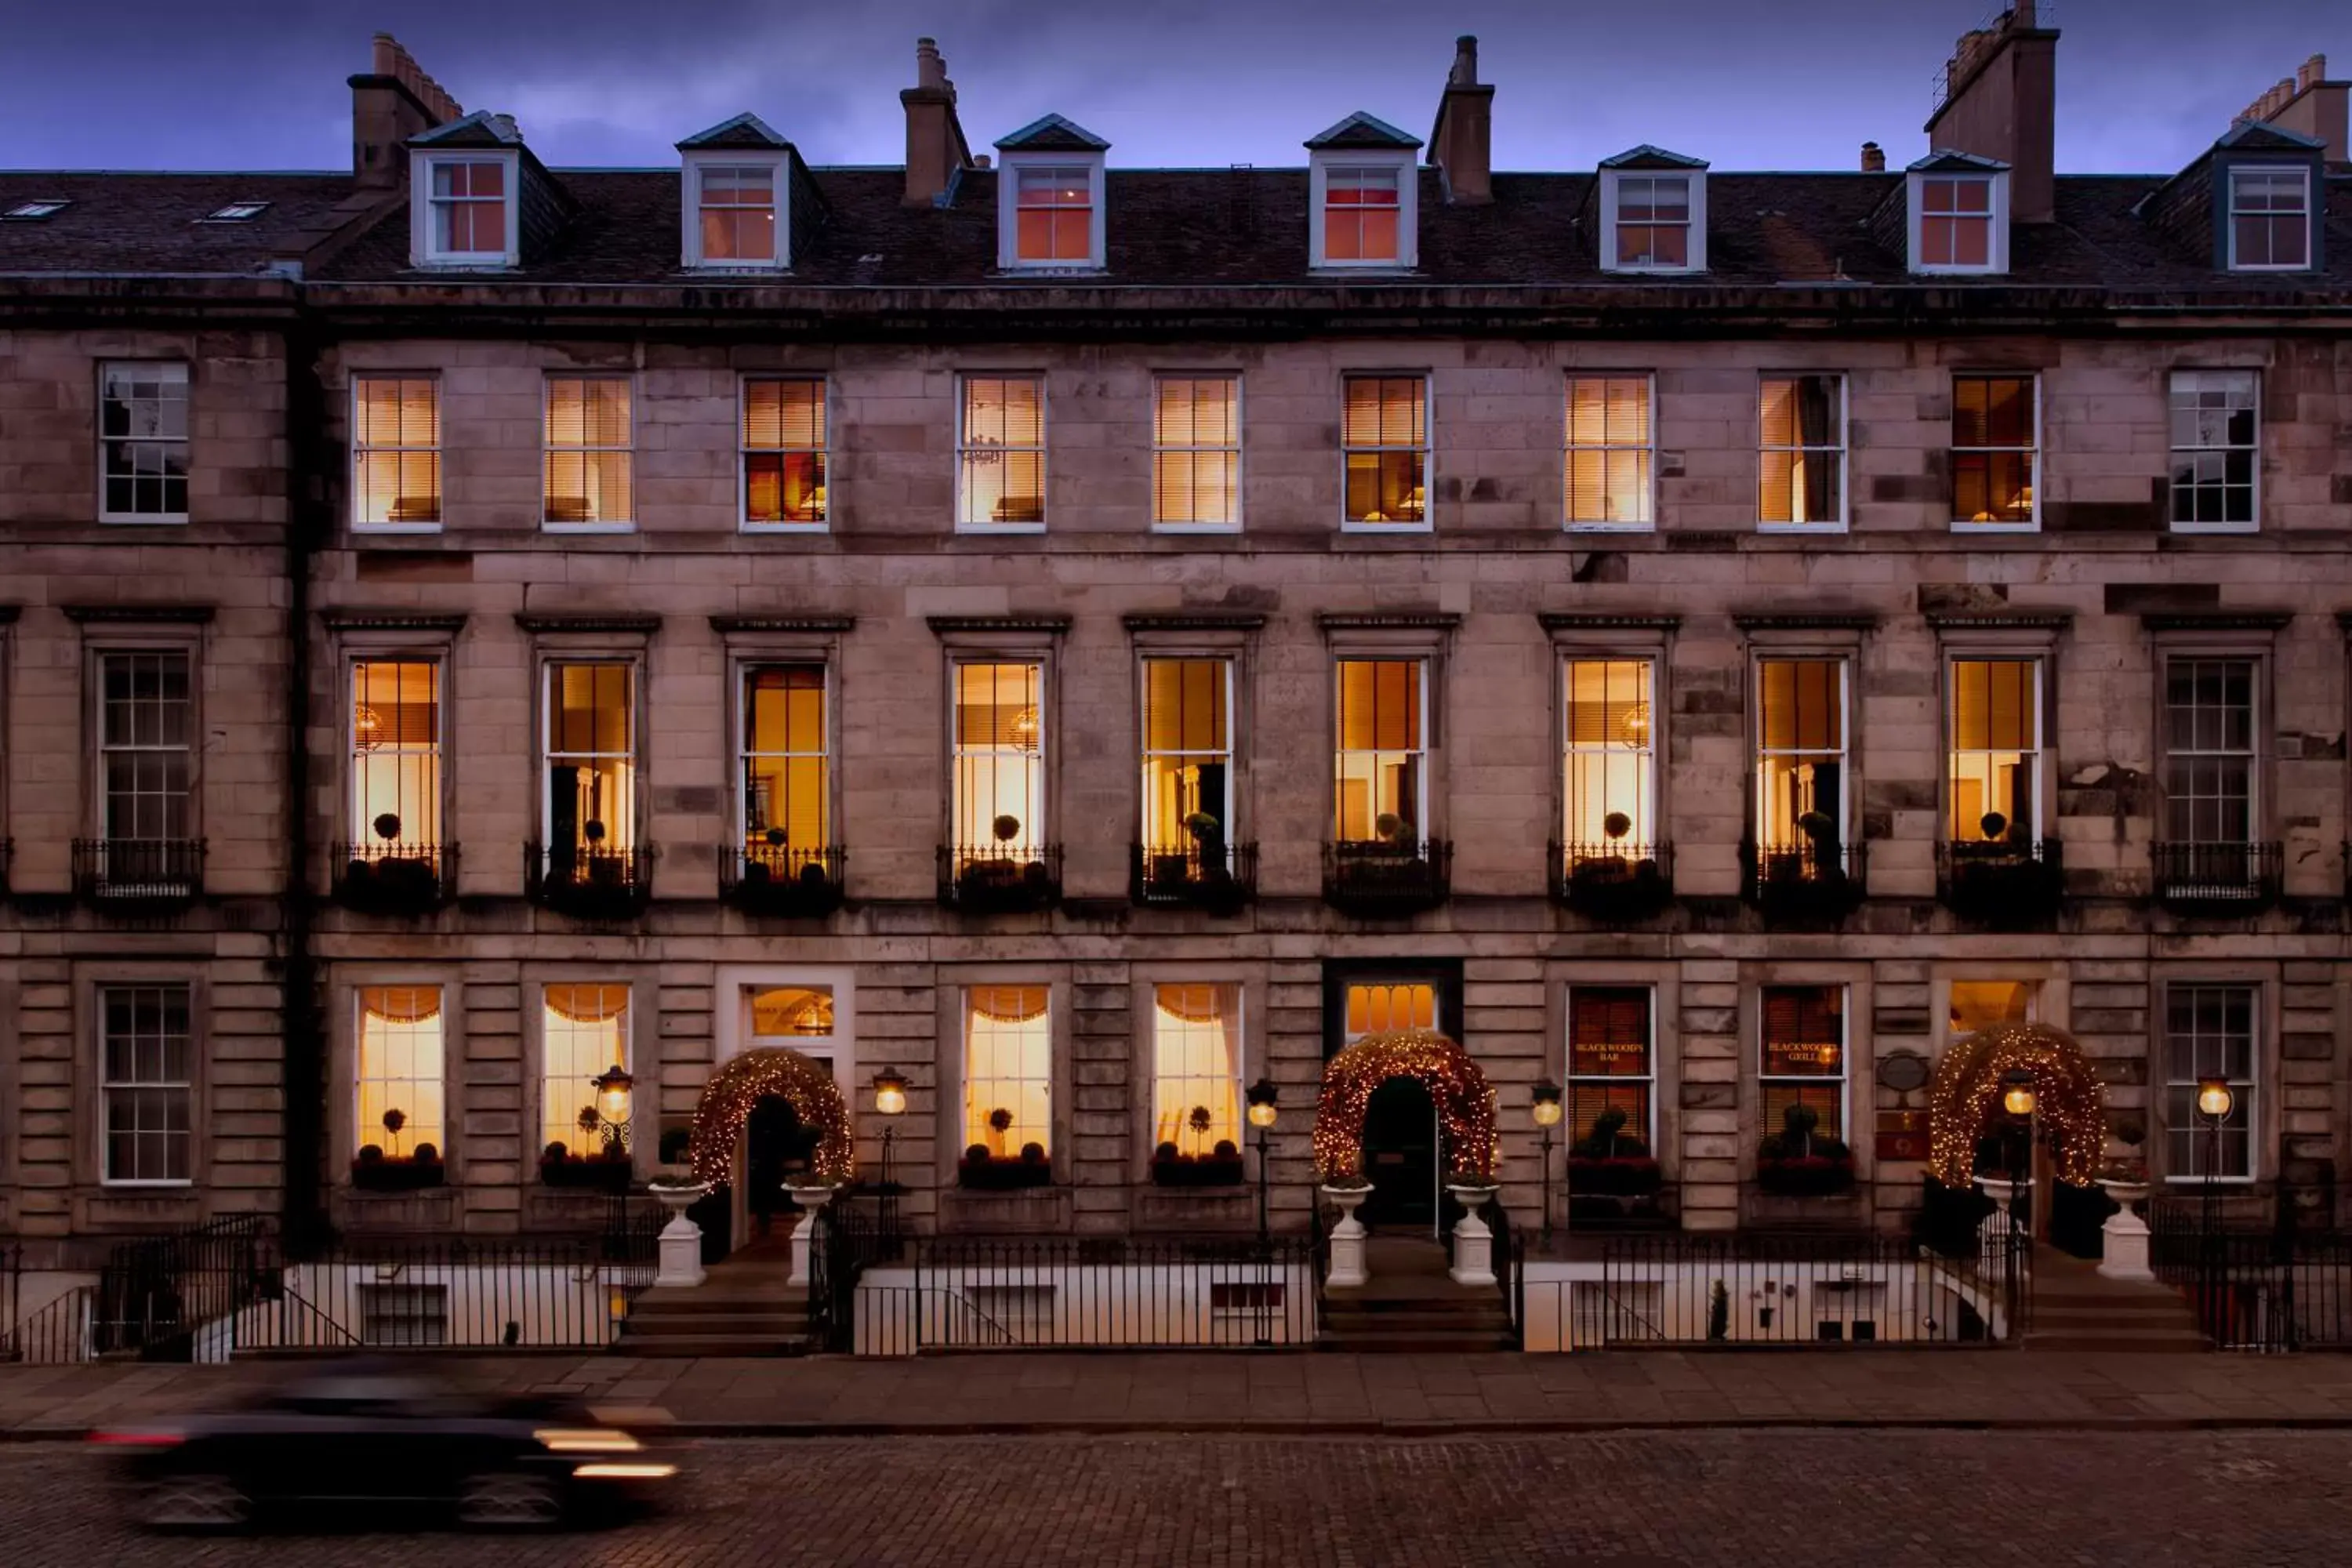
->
xmin=281 ymin=304 xmax=328 ymax=1252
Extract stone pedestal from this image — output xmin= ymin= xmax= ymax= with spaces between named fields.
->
xmin=1321 ymin=1185 xmax=1370 ymax=1288
xmin=786 ymin=1183 xmax=838 ymax=1287
xmin=2097 ymin=1178 xmax=2154 ymax=1283
xmin=1446 ymin=1184 xmax=1498 ymax=1287
xmin=650 ymin=1181 xmax=709 ymax=1290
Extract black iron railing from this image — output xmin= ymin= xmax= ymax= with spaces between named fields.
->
xmin=2147 ymin=1191 xmax=2350 ymax=1350
xmin=2151 ymin=840 xmax=2282 ymax=911
xmin=1550 ymin=841 xmax=1675 ymax=921
xmin=90 ymin=1214 xmax=272 ymax=1359
xmin=524 ymin=843 xmax=653 ymax=920
xmin=938 ymin=844 xmax=1063 ymax=913
xmin=1740 ymin=837 xmax=1867 ymax=922
xmin=72 ymin=837 xmax=205 ymax=905
xmin=1322 ymin=839 xmax=1452 ymax=916
xmin=332 ymin=842 xmax=457 ymax=915
xmin=721 ymin=843 xmax=846 ymax=917
xmin=1131 ymin=840 xmax=1258 ymax=912
xmin=1937 ymin=837 xmax=2063 ymax=924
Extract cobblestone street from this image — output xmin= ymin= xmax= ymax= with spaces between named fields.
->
xmin=9 ymin=1428 xmax=2352 ymax=1566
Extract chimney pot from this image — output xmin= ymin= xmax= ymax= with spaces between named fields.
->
xmin=1860 ymin=140 xmax=1886 ymax=172
xmin=915 ymin=37 xmax=947 ymax=91
xmin=1451 ymin=35 xmax=1479 ymax=87
xmin=902 ymin=35 xmax=973 ymax=205
xmin=1430 ymin=31 xmax=1494 ymax=205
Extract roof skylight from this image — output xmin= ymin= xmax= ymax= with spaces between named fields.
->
xmin=201 ymin=201 xmax=270 ymax=223
xmin=3 ymin=200 xmax=70 ymax=220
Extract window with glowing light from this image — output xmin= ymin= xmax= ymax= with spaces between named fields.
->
xmin=750 ymin=985 xmax=836 ymax=1039
xmin=101 ymin=984 xmax=193 ymax=1185
xmin=964 ymin=985 xmax=1051 ymax=1158
xmin=543 ymin=662 xmax=636 ymax=861
xmin=1754 ymin=659 xmax=1848 ymax=862
xmin=1343 ymin=982 xmax=1435 ymax=1047
xmin=1334 ymin=659 xmax=1425 ymax=844
xmin=1948 ymin=980 xmax=2035 ymax=1038
xmin=357 ymin=985 xmax=445 ymax=1159
xmin=1151 ymin=983 xmax=1243 ymax=1161
xmin=426 ymin=159 xmax=507 ymax=259
xmin=1562 ymin=658 xmax=1654 ymax=854
xmin=1759 ymin=375 xmax=1845 ymax=528
xmin=2169 ymin=370 xmax=2259 ymax=532
xmin=1567 ymin=987 xmax=1655 ymax=1154
xmin=739 ymin=664 xmax=829 ymax=857
xmin=1918 ymin=176 xmax=1994 ymax=268
xmin=1341 ymin=376 xmax=1427 ymax=527
xmin=350 ymin=659 xmax=442 ymax=856
xmin=2164 ymin=983 xmax=2256 ymax=1180
xmin=1152 ymin=376 xmax=1240 ymax=528
xmin=741 ymin=377 xmax=826 ymax=526
xmin=352 ymin=376 xmax=441 ymax=528
xmin=956 ymin=376 xmax=1046 ymax=528
xmin=952 ymin=661 xmax=1045 ymax=862
xmin=99 ymin=361 xmax=189 ymax=522
xmin=1947 ymin=659 xmax=2040 ymax=844
xmin=1612 ymin=175 xmax=1690 ymax=269
xmin=543 ymin=984 xmax=630 ymax=1156
xmin=1140 ymin=658 xmax=1232 ymax=861
xmin=2227 ymin=168 xmax=2310 ymax=270
xmin=1759 ymin=985 xmax=1846 ymax=1143
xmin=1322 ymin=166 xmax=1400 ymax=263
xmin=1012 ymin=165 xmax=1094 ymax=263
xmin=697 ymin=165 xmax=777 ymax=263
xmin=1563 ymin=375 xmax=1653 ymax=528
xmin=1951 ymin=375 xmax=2036 ymax=527
xmin=543 ymin=376 xmax=633 ymax=528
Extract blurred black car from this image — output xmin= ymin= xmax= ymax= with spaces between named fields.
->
xmin=94 ymin=1363 xmax=675 ymax=1532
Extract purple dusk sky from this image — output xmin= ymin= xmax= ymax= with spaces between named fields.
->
xmin=2 ymin=0 xmax=2340 ymax=176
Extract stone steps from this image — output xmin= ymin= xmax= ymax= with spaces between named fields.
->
xmin=617 ymin=1248 xmax=813 ymax=1357
xmin=2023 ymin=1249 xmax=2210 ymax=1353
xmin=1320 ymin=1236 xmax=1516 ymax=1352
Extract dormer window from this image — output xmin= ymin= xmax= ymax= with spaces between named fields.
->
xmin=1598 ymin=148 xmax=1708 ymax=274
xmin=411 ymin=152 xmax=519 ymax=267
xmin=696 ymin=165 xmax=777 ymax=263
xmin=1324 ymin=167 xmax=1402 ymax=263
xmin=677 ymin=116 xmax=798 ymax=272
xmin=2227 ymin=168 xmax=2310 ymax=270
xmin=994 ymin=115 xmax=1110 ymax=272
xmin=1305 ymin=113 xmax=1421 ymax=270
xmin=1906 ymin=156 xmax=2009 ymax=275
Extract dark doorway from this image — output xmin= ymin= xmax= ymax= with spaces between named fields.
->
xmin=742 ymin=1094 xmax=820 ymax=1242
xmin=1360 ymin=1076 xmax=1439 ymax=1232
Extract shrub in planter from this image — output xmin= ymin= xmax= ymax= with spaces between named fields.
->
xmin=959 ymin=1142 xmax=1054 ymax=1190
xmin=1150 ymin=1138 xmax=1247 ymax=1187
xmin=1755 ymin=1103 xmax=1854 ymax=1196
xmin=1567 ymin=1109 xmax=1662 ymax=1196
xmin=350 ymin=1141 xmax=445 ymax=1192
xmin=539 ymin=1140 xmax=634 ymax=1191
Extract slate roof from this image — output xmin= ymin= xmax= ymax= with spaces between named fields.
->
xmin=995 ymin=114 xmax=1110 ymax=152
xmin=1304 ymin=113 xmax=1422 ymax=151
xmin=0 ymin=170 xmax=361 ymax=275
xmin=677 ymin=113 xmax=792 ymax=151
xmin=1599 ymin=146 xmax=1709 ymax=170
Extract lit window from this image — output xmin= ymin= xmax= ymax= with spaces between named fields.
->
xmin=750 ymin=985 xmax=835 ymax=1038
xmin=544 ymin=662 xmax=637 ymax=860
xmin=358 ymin=985 xmax=445 ymax=1159
xmin=2228 ymin=169 xmax=2310 ymax=270
xmin=1341 ymin=375 xmax=1426 ymax=526
xmin=1151 ymin=983 xmax=1242 ymax=1160
xmin=1152 ymin=376 xmax=1240 ymax=528
xmin=740 ymin=664 xmax=829 ymax=862
xmin=426 ymin=159 xmax=507 ymax=258
xmin=99 ymin=650 xmax=194 ymax=848
xmin=1563 ymin=658 xmax=1654 ymax=854
xmin=2165 ymin=984 xmax=2256 ymax=1180
xmin=1947 ymin=659 xmax=2040 ymax=844
xmin=1949 ymin=980 xmax=2034 ymax=1037
xmin=2161 ymin=658 xmax=2261 ymax=898
xmin=1755 ymin=659 xmax=1848 ymax=869
xmin=1013 ymin=165 xmax=1093 ymax=263
xmin=1918 ymin=176 xmax=1994 ymax=268
xmin=742 ymin=377 xmax=826 ymax=526
xmin=1613 ymin=176 xmax=1690 ymax=269
xmin=543 ymin=376 xmax=633 ymax=528
xmin=99 ymin=361 xmax=189 ymax=521
xmin=543 ymin=984 xmax=629 ymax=1156
xmin=952 ymin=661 xmax=1045 ymax=862
xmin=3 ymin=199 xmax=67 ymax=220
xmin=1567 ymin=988 xmax=1655 ymax=1154
xmin=964 ymin=985 xmax=1051 ymax=1158
xmin=1342 ymin=982 xmax=1434 ymax=1046
xmin=100 ymin=984 xmax=193 ymax=1185
xmin=1760 ymin=985 xmax=1846 ymax=1144
xmin=1140 ymin=658 xmax=1232 ymax=862
xmin=1951 ymin=375 xmax=2036 ymax=527
xmin=697 ymin=165 xmax=776 ymax=263
xmin=201 ymin=201 xmax=268 ymax=223
xmin=1759 ymin=375 xmax=1845 ymax=528
xmin=350 ymin=659 xmax=443 ymax=857
xmin=1564 ymin=376 xmax=1653 ymax=528
xmin=956 ymin=376 xmax=1046 ymax=528
xmin=352 ymin=376 xmax=441 ymax=528
xmin=2169 ymin=370 xmax=2259 ymax=531
xmin=1322 ymin=166 xmax=1400 ymax=263
xmin=1334 ymin=659 xmax=1425 ymax=844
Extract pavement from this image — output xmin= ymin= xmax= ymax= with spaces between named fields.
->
xmin=12 ymin=1348 xmax=2352 ymax=1438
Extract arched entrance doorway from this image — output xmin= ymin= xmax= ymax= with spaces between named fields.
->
xmin=1362 ymin=1077 xmax=1438 ymax=1229
xmin=689 ymin=1047 xmax=855 ymax=1256
xmin=1315 ymin=1028 xmax=1497 ymax=1235
xmin=1927 ymin=1019 xmax=2105 ymax=1243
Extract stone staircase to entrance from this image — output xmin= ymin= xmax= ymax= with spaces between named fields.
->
xmin=616 ymin=1236 xmax=813 ymax=1357
xmin=1319 ymin=1235 xmax=1516 ymax=1352
xmin=2023 ymin=1245 xmax=2209 ymax=1353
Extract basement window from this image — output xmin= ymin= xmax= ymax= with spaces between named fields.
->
xmin=3 ymin=200 xmax=68 ymax=220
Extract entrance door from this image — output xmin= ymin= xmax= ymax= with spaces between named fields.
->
xmin=734 ymin=1094 xmax=819 ymax=1247
xmin=1360 ymin=1076 xmax=1439 ymax=1231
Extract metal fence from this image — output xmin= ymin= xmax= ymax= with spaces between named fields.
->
xmin=2148 ymin=1196 xmax=2352 ymax=1351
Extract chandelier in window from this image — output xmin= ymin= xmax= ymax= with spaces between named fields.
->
xmin=354 ymin=705 xmax=384 ymax=751
xmin=1620 ymin=702 xmax=1651 ymax=746
xmin=1010 ymin=705 xmax=1040 ymax=749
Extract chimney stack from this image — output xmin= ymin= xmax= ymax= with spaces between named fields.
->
xmin=902 ymin=36 xmax=975 ymax=207
xmin=2241 ymin=53 xmax=2348 ymax=169
xmin=1923 ymin=5 xmax=2060 ymax=223
xmin=1428 ymin=34 xmax=1494 ymax=205
xmin=349 ymin=33 xmax=461 ymax=191
xmin=1860 ymin=141 xmax=1886 ymax=172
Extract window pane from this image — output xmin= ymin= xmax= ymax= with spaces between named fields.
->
xmin=1141 ymin=659 xmax=1231 ymax=848
xmin=1151 ymin=983 xmax=1241 ymax=1156
xmin=358 ymin=985 xmax=445 ymax=1156
xmin=351 ymin=659 xmax=441 ymax=847
xmin=1563 ymin=659 xmax=1653 ymax=844
xmin=966 ymin=986 xmax=1051 ymax=1156
xmin=953 ymin=662 xmax=1045 ymax=851
xmin=543 ymin=984 xmax=629 ymax=1156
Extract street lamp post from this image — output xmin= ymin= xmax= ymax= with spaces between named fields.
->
xmin=1246 ymin=1078 xmax=1279 ymax=1243
xmin=1997 ymin=1068 xmax=2036 ymax=1289
xmin=1531 ymin=1079 xmax=1565 ymax=1248
xmin=590 ymin=1064 xmax=635 ymax=1254
xmin=872 ymin=1067 xmax=909 ymax=1242
xmin=2195 ymin=1074 xmax=2234 ymax=1302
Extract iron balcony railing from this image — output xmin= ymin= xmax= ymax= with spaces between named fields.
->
xmin=72 ymin=837 xmax=205 ymax=905
xmin=1321 ymin=838 xmax=1452 ymax=916
xmin=332 ymin=841 xmax=458 ymax=915
xmin=1740 ymin=837 xmax=1867 ymax=923
xmin=938 ymin=844 xmax=1063 ymax=913
xmin=524 ymin=842 xmax=654 ymax=920
xmin=1550 ymin=840 xmax=1675 ymax=922
xmin=2151 ymin=840 xmax=2282 ymax=911
xmin=720 ymin=843 xmax=846 ymax=917
xmin=1936 ymin=837 xmax=2063 ymax=925
xmin=1131 ymin=840 xmax=1258 ymax=913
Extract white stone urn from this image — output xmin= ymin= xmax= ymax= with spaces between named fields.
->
xmin=1320 ymin=1182 xmax=1373 ymax=1288
xmin=1446 ymin=1182 xmax=1501 ymax=1287
xmin=2096 ymin=1174 xmax=2155 ymax=1283
xmin=784 ymin=1181 xmax=840 ymax=1288
xmin=647 ymin=1179 xmax=710 ymax=1290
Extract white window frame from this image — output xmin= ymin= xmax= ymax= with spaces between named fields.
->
xmin=409 ymin=151 xmax=521 ymax=269
xmin=347 ymin=654 xmax=446 ymax=853
xmin=954 ymin=373 xmax=1048 ymax=534
xmin=1563 ymin=372 xmax=1656 ymax=532
xmin=539 ymin=981 xmax=633 ymax=1159
xmin=996 ymin=153 xmax=1106 ymax=271
xmin=1308 ymin=151 xmax=1417 ymax=270
xmin=2162 ymin=982 xmax=2259 ymax=1185
xmin=1908 ymin=169 xmax=2009 ymax=275
xmin=1758 ymin=982 xmax=1850 ymax=1148
xmin=2226 ymin=165 xmax=2312 ymax=273
xmin=1753 ymin=656 xmax=1851 ymax=855
xmin=1561 ymin=654 xmax=1657 ymax=852
xmin=96 ymin=360 xmax=191 ymax=524
xmin=1566 ymin=983 xmax=1659 ymax=1153
xmin=349 ymin=374 xmax=442 ymax=534
xmin=1599 ymin=169 xmax=1708 ymax=274
xmin=735 ymin=659 xmax=833 ymax=851
xmin=2161 ymin=655 xmax=2260 ymax=851
xmin=949 ymin=656 xmax=1048 ymax=862
xmin=1756 ymin=372 xmax=1849 ymax=533
xmin=962 ymin=984 xmax=1054 ymax=1160
xmin=681 ymin=152 xmax=789 ymax=272
xmin=98 ymin=982 xmax=195 ymax=1188
xmin=2168 ymin=369 xmax=2260 ymax=535
xmin=540 ymin=659 xmax=640 ymax=856
xmin=1945 ymin=655 xmax=2045 ymax=844
xmin=543 ymin=375 xmax=636 ymax=533
xmin=1150 ymin=373 xmax=1243 ymax=533
xmin=1333 ymin=655 xmax=1430 ymax=844
xmin=1950 ymin=372 xmax=2039 ymax=532
xmin=1339 ymin=372 xmax=1431 ymax=533
xmin=1138 ymin=655 xmax=1236 ymax=853
xmin=95 ymin=648 xmax=196 ymax=846
xmin=1148 ymin=982 xmax=1247 ymax=1163
xmin=738 ymin=374 xmax=829 ymax=532
xmin=354 ymin=983 xmax=449 ymax=1160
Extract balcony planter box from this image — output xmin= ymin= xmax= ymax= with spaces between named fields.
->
xmin=1555 ymin=847 xmax=1675 ymax=923
xmin=958 ymin=1149 xmax=1054 ymax=1191
xmin=336 ymin=853 xmax=446 ymax=914
xmin=539 ymin=1154 xmax=634 ymax=1192
xmin=1566 ymin=1155 xmax=1664 ymax=1197
xmin=350 ymin=1151 xmax=445 ymax=1192
xmin=724 ymin=848 xmax=846 ymax=918
xmin=1149 ymin=1146 xmax=1247 ymax=1188
xmin=1939 ymin=841 xmax=2063 ymax=927
xmin=1754 ymin=1156 xmax=1857 ymax=1197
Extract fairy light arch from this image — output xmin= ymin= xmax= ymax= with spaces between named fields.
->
xmin=689 ymin=1047 xmax=855 ymax=1186
xmin=1926 ymin=1019 xmax=2106 ymax=1188
xmin=1312 ymin=1029 xmax=1497 ymax=1181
